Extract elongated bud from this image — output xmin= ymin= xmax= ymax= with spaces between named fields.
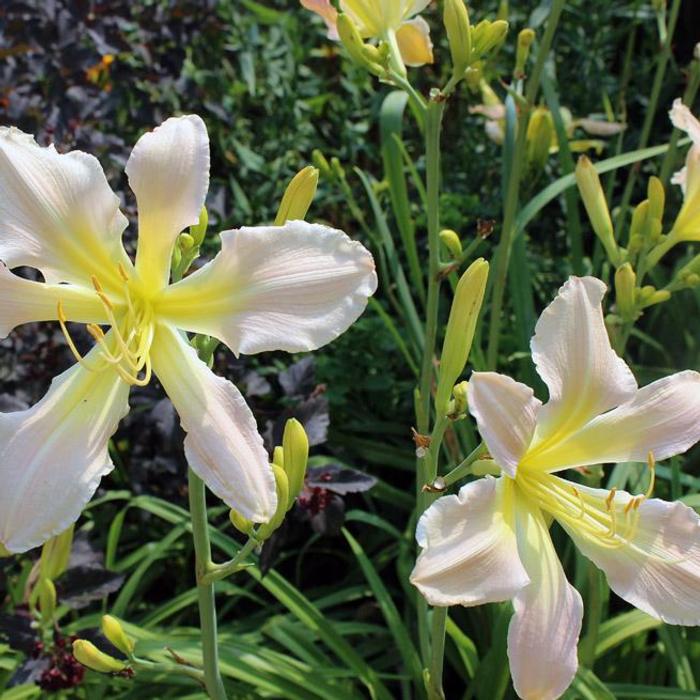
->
xmin=514 ymin=28 xmax=535 ymax=77
xmin=311 ymin=149 xmax=332 ymax=178
xmin=439 ymin=229 xmax=462 ymax=258
xmin=435 ymin=259 xmax=489 ymax=414
xmin=275 ymin=166 xmax=319 ymax=226
xmin=615 ymin=263 xmax=637 ymax=321
xmin=575 ymin=156 xmax=620 ymax=265
xmin=637 ymin=285 xmax=671 ymax=308
xmin=647 ymin=176 xmax=665 ymax=222
xmin=452 ymin=380 xmax=469 ymax=416
xmin=229 ymin=509 xmax=255 ymax=537
xmin=283 ymin=418 xmax=309 ymax=508
xmin=526 ymin=107 xmax=554 ymax=172
xmin=40 ymin=525 xmax=74 ymax=580
xmin=472 ymin=19 xmax=508 ymax=58
xmin=497 ymin=0 xmax=508 ymax=20
xmin=337 ymin=14 xmax=385 ymax=76
xmin=38 ymin=578 xmax=57 ymax=621
xmin=257 ymin=465 xmax=290 ymax=539
xmin=72 ymin=640 xmax=127 ymax=674
xmin=444 ymin=0 xmax=471 ymax=77
xmin=672 ymin=254 xmax=700 ymax=290
xmin=189 ymin=206 xmax=208 ymax=247
xmin=101 ymin=615 xmax=135 ymax=656
xmin=464 ymin=63 xmax=482 ymax=90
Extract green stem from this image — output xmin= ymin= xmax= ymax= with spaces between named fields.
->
xmin=440 ymin=442 xmax=487 ymax=489
xmin=613 ymin=0 xmax=682 ymax=236
xmin=188 ymin=468 xmax=228 ymax=700
xmin=486 ymin=0 xmax=566 ymax=368
xmin=580 ymin=565 xmax=602 ymax=668
xmin=427 ymin=607 xmax=448 ymax=700
xmin=202 ymin=536 xmax=259 ymax=585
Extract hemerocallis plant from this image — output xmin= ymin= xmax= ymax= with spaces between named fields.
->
xmin=300 ymin=0 xmax=434 ymax=67
xmin=0 ymin=116 xmax=377 ymax=554
xmin=411 ymin=276 xmax=700 ymax=700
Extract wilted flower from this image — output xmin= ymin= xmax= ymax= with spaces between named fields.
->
xmin=0 ymin=116 xmax=377 ymax=553
xmin=301 ymin=0 xmax=433 ymax=67
xmin=412 ymin=277 xmax=700 ymax=700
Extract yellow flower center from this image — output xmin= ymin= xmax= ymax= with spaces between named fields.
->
xmin=57 ymin=264 xmax=156 ymax=386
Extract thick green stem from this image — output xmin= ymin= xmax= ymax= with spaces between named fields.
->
xmin=202 ymin=536 xmax=258 ymax=585
xmin=188 ymin=469 xmax=228 ymax=700
xmin=427 ymin=607 xmax=448 ymax=700
xmin=613 ymin=0 xmax=682 ymax=235
xmin=486 ymin=0 xmax=566 ymax=369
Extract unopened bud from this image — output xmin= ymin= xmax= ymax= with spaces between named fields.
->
xmin=311 ymin=149 xmax=332 ymax=178
xmin=452 ymin=380 xmax=469 ymax=415
xmin=514 ymin=28 xmax=535 ymax=77
xmin=229 ymin=509 xmax=255 ymax=537
xmin=337 ymin=13 xmax=385 ymax=76
xmin=189 ymin=206 xmax=208 ymax=247
xmin=647 ymin=176 xmax=665 ymax=222
xmin=283 ymin=418 xmax=309 ymax=508
xmin=638 ymin=286 xmax=671 ymax=308
xmin=178 ymin=233 xmax=195 ymax=251
xmin=464 ymin=64 xmax=482 ymax=90
xmin=526 ymin=107 xmax=554 ymax=172
xmin=273 ymin=445 xmax=284 ymax=468
xmin=575 ymin=156 xmax=620 ymax=265
xmin=38 ymin=578 xmax=57 ymax=621
xmin=257 ymin=464 xmax=290 ymax=539
xmin=72 ymin=640 xmax=127 ymax=674
xmin=40 ymin=526 xmax=74 ymax=580
xmin=472 ymin=19 xmax=508 ymax=58
xmin=101 ymin=615 xmax=135 ymax=656
xmin=444 ymin=0 xmax=472 ymax=77
xmin=497 ymin=0 xmax=508 ymax=20
xmin=615 ymin=263 xmax=637 ymax=321
xmin=275 ymin=166 xmax=319 ymax=226
xmin=629 ymin=200 xmax=649 ymax=243
xmin=330 ymin=157 xmax=345 ymax=180
xmin=435 ymin=259 xmax=489 ymax=414
xmin=439 ymin=229 xmax=462 ymax=258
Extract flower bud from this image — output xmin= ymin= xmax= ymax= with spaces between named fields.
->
xmin=336 ymin=13 xmax=385 ymax=76
xmin=38 ymin=578 xmax=57 ymax=621
xmin=101 ymin=615 xmax=135 ymax=656
xmin=638 ymin=286 xmax=671 ymax=308
xmin=435 ymin=259 xmax=489 ymax=414
xmin=439 ymin=229 xmax=462 ymax=258
xmin=274 ymin=166 xmax=319 ymax=226
xmin=514 ymin=28 xmax=535 ymax=77
xmin=575 ymin=156 xmax=620 ymax=265
xmin=526 ymin=107 xmax=554 ymax=172
xmin=311 ymin=149 xmax=332 ymax=178
xmin=464 ymin=64 xmax=482 ymax=90
xmin=647 ymin=176 xmax=665 ymax=222
xmin=443 ymin=0 xmax=471 ymax=77
xmin=229 ymin=509 xmax=255 ymax=537
xmin=39 ymin=525 xmax=74 ymax=580
xmin=614 ymin=263 xmax=637 ymax=321
xmin=257 ymin=464 xmax=290 ymax=539
xmin=189 ymin=206 xmax=208 ymax=247
xmin=452 ymin=380 xmax=469 ymax=416
xmin=72 ymin=640 xmax=127 ymax=674
xmin=283 ymin=418 xmax=309 ymax=508
xmin=273 ymin=445 xmax=284 ymax=468
xmin=178 ymin=233 xmax=195 ymax=251
xmin=472 ymin=19 xmax=508 ymax=58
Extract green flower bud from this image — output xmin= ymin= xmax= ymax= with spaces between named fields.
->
xmin=178 ymin=233 xmax=195 ymax=251
xmin=189 ymin=206 xmax=208 ymax=247
xmin=273 ymin=445 xmax=285 ymax=468
xmin=337 ymin=13 xmax=385 ymax=76
xmin=439 ymin=229 xmax=462 ymax=258
xmin=311 ymin=149 xmax=332 ymax=178
xmin=72 ymin=640 xmax=127 ymax=674
xmin=274 ymin=166 xmax=319 ymax=226
xmin=452 ymin=380 xmax=469 ymax=416
xmin=614 ymin=263 xmax=637 ymax=321
xmin=443 ymin=0 xmax=471 ymax=77
xmin=38 ymin=578 xmax=57 ymax=621
xmin=526 ymin=107 xmax=554 ymax=172
xmin=257 ymin=464 xmax=290 ymax=539
xmin=435 ymin=259 xmax=489 ymax=415
xmin=283 ymin=418 xmax=309 ymax=508
xmin=101 ymin=615 xmax=135 ymax=656
xmin=575 ymin=156 xmax=620 ymax=265
xmin=229 ymin=509 xmax=255 ymax=537
xmin=39 ymin=525 xmax=74 ymax=580
xmin=647 ymin=176 xmax=665 ymax=222
xmin=514 ymin=28 xmax=535 ymax=77
xmin=472 ymin=19 xmax=508 ymax=58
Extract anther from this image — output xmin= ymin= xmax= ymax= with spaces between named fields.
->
xmin=645 ymin=451 xmax=656 ymax=499
xmin=90 ymin=275 xmax=104 ymax=293
xmin=117 ymin=263 xmax=129 ymax=282
xmin=604 ymin=487 xmax=617 ymax=511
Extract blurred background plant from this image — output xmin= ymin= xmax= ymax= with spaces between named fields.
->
xmin=0 ymin=0 xmax=699 ymax=698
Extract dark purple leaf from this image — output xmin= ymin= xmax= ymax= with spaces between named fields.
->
xmin=306 ymin=464 xmax=377 ymax=495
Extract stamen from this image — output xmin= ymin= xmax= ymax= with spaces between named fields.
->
xmin=645 ymin=452 xmax=656 ymax=499
xmin=117 ymin=263 xmax=129 ymax=282
xmin=604 ymin=487 xmax=617 ymax=511
xmin=57 ymin=301 xmax=95 ymax=372
xmin=571 ymin=486 xmax=585 ymax=519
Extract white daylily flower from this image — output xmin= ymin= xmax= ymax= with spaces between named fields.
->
xmin=0 ymin=117 xmax=377 ymax=553
xmin=301 ymin=0 xmax=434 ymax=67
xmin=411 ymin=276 xmax=700 ymax=700
xmin=669 ymin=98 xmax=700 ymax=241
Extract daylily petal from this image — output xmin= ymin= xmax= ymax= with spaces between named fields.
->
xmin=528 ymin=277 xmax=637 ymax=455
xmin=407 ymin=0 xmax=431 ymax=18
xmin=0 ymin=265 xmax=110 ymax=338
xmin=527 ymin=370 xmax=700 ymax=472
xmin=128 ymin=116 xmax=210 ymax=291
xmin=0 ymin=352 xmax=129 ymax=553
xmin=341 ymin=0 xmax=380 ymax=34
xmin=149 ymin=323 xmax=276 ymax=522
xmin=508 ymin=500 xmax=583 ymax=700
xmin=468 ymin=372 xmax=541 ymax=478
xmin=411 ymin=477 xmax=529 ymax=606
xmin=396 ymin=17 xmax=434 ymax=66
xmin=561 ymin=481 xmax=700 ymax=625
xmin=672 ymin=146 xmax=700 ymax=239
xmin=300 ymin=0 xmax=339 ymax=39
xmin=0 ymin=127 xmax=130 ymax=290
xmin=669 ymin=98 xmax=700 ymax=145
xmin=156 ymin=220 xmax=377 ymax=356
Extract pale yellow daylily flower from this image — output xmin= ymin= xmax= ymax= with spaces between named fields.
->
xmin=669 ymin=98 xmax=700 ymax=241
xmin=412 ymin=277 xmax=700 ymax=700
xmin=301 ymin=0 xmax=434 ymax=67
xmin=0 ymin=117 xmax=377 ymax=553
